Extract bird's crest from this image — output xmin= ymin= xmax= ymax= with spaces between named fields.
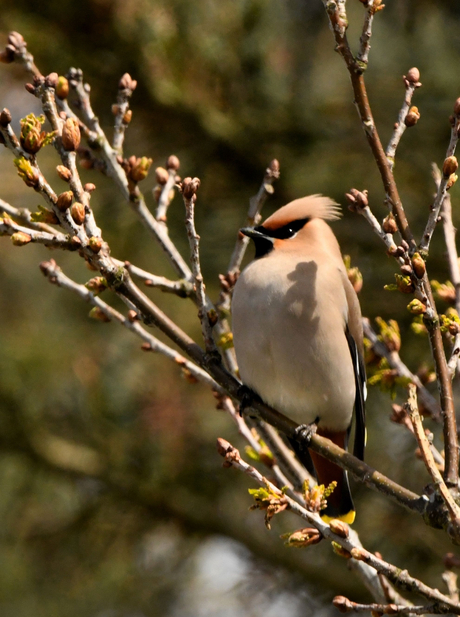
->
xmin=263 ymin=195 xmax=341 ymax=230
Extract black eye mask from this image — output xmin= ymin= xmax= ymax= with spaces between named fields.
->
xmin=255 ymin=217 xmax=310 ymax=240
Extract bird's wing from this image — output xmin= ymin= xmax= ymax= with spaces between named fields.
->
xmin=345 ymin=327 xmax=366 ymax=461
xmin=341 ymin=270 xmax=366 ymax=461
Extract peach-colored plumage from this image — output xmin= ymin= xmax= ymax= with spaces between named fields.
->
xmin=232 ymin=194 xmax=365 ymax=523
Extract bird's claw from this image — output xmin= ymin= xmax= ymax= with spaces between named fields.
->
xmin=294 ymin=419 xmax=318 ymax=453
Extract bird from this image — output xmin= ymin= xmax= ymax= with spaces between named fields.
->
xmin=231 ymin=194 xmax=366 ymax=524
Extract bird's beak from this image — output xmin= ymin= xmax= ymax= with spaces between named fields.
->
xmin=240 ymin=227 xmax=273 ymax=243
xmin=240 ymin=226 xmax=275 ymax=258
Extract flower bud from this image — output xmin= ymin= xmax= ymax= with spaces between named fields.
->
xmin=443 ymin=156 xmax=458 ymax=178
xmin=345 ymin=188 xmax=368 ymax=211
xmin=84 ymin=183 xmax=96 ymax=193
xmin=11 ymin=231 xmax=32 ymax=246
xmin=56 ymin=76 xmax=69 ymax=99
xmin=447 ymin=174 xmax=458 ymax=190
xmin=407 ymin=299 xmax=427 ymax=315
xmin=70 ymin=236 xmax=82 ymax=249
xmin=127 ymin=310 xmax=139 ymax=322
xmin=331 ymin=542 xmax=352 ymax=559
xmin=8 ymin=31 xmax=25 ymax=49
xmin=155 ymin=166 xmax=169 ymax=185
xmin=350 ymin=547 xmax=367 ymax=561
xmin=395 ymin=274 xmax=414 ymax=294
xmin=167 ymin=154 xmax=180 ymax=171
xmin=45 ymin=72 xmax=58 ymax=88
xmin=332 ymin=596 xmax=353 ymax=613
xmin=89 ymin=307 xmax=111 ymax=322
xmin=400 ymin=264 xmax=412 ymax=276
xmin=454 ymin=98 xmax=460 ymax=116
xmin=70 ymin=202 xmax=85 ymax=225
xmin=31 ymin=206 xmax=59 ymax=225
xmin=141 ymin=342 xmax=152 ymax=351
xmin=88 ymin=236 xmax=102 ymax=253
xmin=405 ymin=106 xmax=420 ymax=127
xmin=382 ymin=213 xmax=397 ymax=234
xmin=56 ymin=165 xmax=72 ymax=181
xmin=269 ymin=158 xmax=280 ymax=177
xmin=181 ymin=177 xmax=201 ymax=199
xmin=129 ymin=156 xmax=153 ymax=182
xmin=0 ymin=108 xmax=12 ymax=126
xmin=62 ymin=117 xmax=81 ymax=151
xmin=56 ymin=190 xmax=73 ymax=212
xmin=119 ymin=73 xmax=137 ymax=91
xmin=411 ymin=252 xmax=426 ymax=278
xmin=14 ymin=157 xmax=39 ymax=187
xmin=405 ymin=67 xmax=420 ymax=84
xmin=21 ymin=127 xmax=44 ymax=154
xmin=123 ymin=110 xmax=132 ymax=124
xmin=85 ymin=277 xmax=107 ymax=293
xmin=328 ymin=519 xmax=349 ymax=538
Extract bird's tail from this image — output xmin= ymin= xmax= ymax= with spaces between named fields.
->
xmin=288 ymin=429 xmax=355 ymax=524
xmin=309 ymin=429 xmax=355 ymax=524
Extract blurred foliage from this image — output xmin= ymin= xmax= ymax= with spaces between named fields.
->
xmin=0 ymin=1 xmax=460 ymax=615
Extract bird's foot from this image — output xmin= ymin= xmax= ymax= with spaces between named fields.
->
xmin=237 ymin=385 xmax=262 ymax=417
xmin=294 ymin=418 xmax=319 ymax=454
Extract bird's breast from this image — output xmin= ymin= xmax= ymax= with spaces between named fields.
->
xmin=232 ymin=254 xmax=355 ymax=430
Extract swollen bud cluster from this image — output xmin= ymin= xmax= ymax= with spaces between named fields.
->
xmin=19 ymin=113 xmax=55 ymax=154
xmin=345 ymin=188 xmax=368 ymax=211
xmin=122 ymin=155 xmax=153 ymax=183
xmin=0 ymin=31 xmax=26 ymax=64
xmin=180 ymin=177 xmax=201 ymax=199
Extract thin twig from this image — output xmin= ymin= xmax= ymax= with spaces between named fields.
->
xmin=386 ymin=69 xmax=422 ymax=172
xmin=112 ymin=73 xmax=137 ymax=154
xmin=182 ymin=179 xmax=218 ymax=354
xmin=436 ymin=163 xmax=460 ymax=378
xmin=333 ymin=596 xmax=443 ymax=615
xmin=155 ymin=167 xmax=178 ymax=223
xmin=356 ymin=1 xmax=376 ymax=66
xmin=121 ymin=261 xmax=193 ymax=297
xmin=227 ymin=158 xmax=280 ymax=277
xmin=420 ymin=111 xmax=460 ymax=255
xmin=442 ymin=570 xmax=459 ymax=604
xmin=405 ymin=384 xmax=460 ymax=536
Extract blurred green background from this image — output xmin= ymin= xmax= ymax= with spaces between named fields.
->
xmin=1 ymin=1 xmax=460 ymax=615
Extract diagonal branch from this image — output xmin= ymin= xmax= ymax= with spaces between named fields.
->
xmin=405 ymin=384 xmax=460 ymax=541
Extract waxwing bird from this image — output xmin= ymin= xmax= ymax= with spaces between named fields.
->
xmin=231 ymin=195 xmax=366 ymax=524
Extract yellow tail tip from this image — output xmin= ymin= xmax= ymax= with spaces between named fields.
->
xmin=321 ymin=510 xmax=356 ymax=525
